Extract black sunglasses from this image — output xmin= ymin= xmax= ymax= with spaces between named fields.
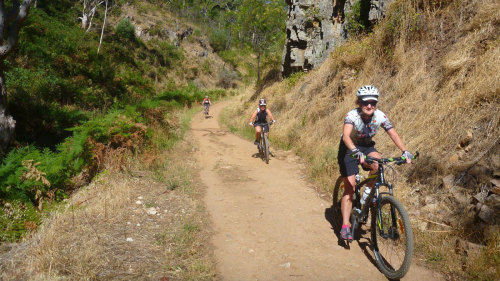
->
xmin=361 ymin=100 xmax=377 ymax=106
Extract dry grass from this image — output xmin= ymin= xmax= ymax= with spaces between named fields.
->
xmin=225 ymin=0 xmax=499 ymax=279
xmin=0 ymin=135 xmax=216 ymax=280
xmin=118 ymin=1 xmax=232 ymax=90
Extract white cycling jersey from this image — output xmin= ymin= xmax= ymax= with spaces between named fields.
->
xmin=343 ymin=108 xmax=393 ymax=145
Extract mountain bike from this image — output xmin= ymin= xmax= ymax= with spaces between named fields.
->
xmin=257 ymin=122 xmax=273 ymax=164
xmin=333 ymin=152 xmax=419 ymax=279
xmin=203 ymin=104 xmax=210 ymax=117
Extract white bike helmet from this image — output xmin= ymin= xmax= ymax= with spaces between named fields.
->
xmin=259 ymin=98 xmax=267 ymax=106
xmin=356 ymin=85 xmax=379 ymax=101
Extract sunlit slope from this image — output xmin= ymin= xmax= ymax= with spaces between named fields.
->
xmin=226 ymin=1 xmax=499 ymax=277
xmin=235 ymin=0 xmax=499 ymax=186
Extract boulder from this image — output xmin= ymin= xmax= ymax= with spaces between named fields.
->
xmin=478 ymin=204 xmax=497 ymax=224
xmin=455 ymin=238 xmax=484 ymax=261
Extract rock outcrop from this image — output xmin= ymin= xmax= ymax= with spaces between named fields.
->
xmin=282 ymin=0 xmax=394 ymax=77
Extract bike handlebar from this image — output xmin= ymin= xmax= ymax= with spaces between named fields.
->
xmin=250 ymin=120 xmax=276 ymax=126
xmin=364 ymin=151 xmax=419 ymax=165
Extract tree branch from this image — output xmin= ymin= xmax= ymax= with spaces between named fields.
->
xmin=0 ymin=0 xmax=33 ymax=59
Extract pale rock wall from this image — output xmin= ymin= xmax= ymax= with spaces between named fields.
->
xmin=282 ymin=0 xmax=393 ymax=76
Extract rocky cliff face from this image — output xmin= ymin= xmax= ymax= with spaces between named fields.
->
xmin=282 ymin=0 xmax=393 ymax=77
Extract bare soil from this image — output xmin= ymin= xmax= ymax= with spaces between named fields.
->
xmin=192 ymin=100 xmax=443 ymax=281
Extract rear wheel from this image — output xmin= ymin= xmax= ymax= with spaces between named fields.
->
xmin=330 ymin=177 xmax=344 ymax=233
xmin=371 ymin=195 xmax=414 ymax=279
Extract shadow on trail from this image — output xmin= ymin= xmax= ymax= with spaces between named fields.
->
xmin=324 ymin=206 xmax=348 ymax=249
xmin=324 ymin=176 xmax=346 ymax=248
xmin=324 ymin=176 xmax=379 ymax=271
xmin=250 ymin=150 xmax=275 ymax=161
xmin=357 ymin=239 xmax=379 ymax=275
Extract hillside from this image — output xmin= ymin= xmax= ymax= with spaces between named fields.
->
xmin=0 ymin=0 xmax=497 ymax=279
xmin=0 ymin=0 xmax=236 ymax=243
xmin=224 ymin=0 xmax=499 ymax=279
xmin=0 ymin=1 xmax=234 ymax=279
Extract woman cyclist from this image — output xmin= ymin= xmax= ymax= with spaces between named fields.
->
xmin=338 ymin=85 xmax=413 ymax=241
xmin=202 ymin=95 xmax=212 ymax=114
xmin=249 ymin=98 xmax=276 ymax=146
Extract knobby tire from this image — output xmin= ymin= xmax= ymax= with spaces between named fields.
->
xmin=264 ymin=135 xmax=270 ymax=164
xmin=371 ymin=195 xmax=414 ymax=279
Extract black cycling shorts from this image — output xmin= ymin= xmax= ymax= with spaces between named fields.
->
xmin=254 ymin=123 xmax=269 ymax=133
xmin=337 ymin=139 xmax=377 ymax=177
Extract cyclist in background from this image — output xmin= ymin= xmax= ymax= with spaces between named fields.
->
xmin=337 ymin=85 xmax=413 ymax=241
xmin=202 ymin=95 xmax=212 ymax=114
xmin=249 ymin=98 xmax=276 ymax=146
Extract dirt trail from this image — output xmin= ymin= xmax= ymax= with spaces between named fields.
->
xmin=192 ymin=101 xmax=441 ymax=281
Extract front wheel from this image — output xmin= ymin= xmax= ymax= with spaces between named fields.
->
xmin=264 ymin=135 xmax=270 ymax=164
xmin=371 ymin=195 xmax=414 ymax=279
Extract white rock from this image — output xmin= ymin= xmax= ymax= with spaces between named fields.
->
xmin=135 ymin=200 xmax=142 ymax=205
xmin=136 ymin=223 xmax=141 ymax=227
xmin=126 ymin=237 xmax=134 ymax=242
xmin=248 ymin=249 xmax=255 ymax=254
xmin=146 ymin=207 xmax=157 ymax=215
xmin=280 ymin=262 xmax=291 ymax=268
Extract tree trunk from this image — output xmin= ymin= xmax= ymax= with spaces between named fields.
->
xmin=97 ymin=0 xmax=108 ymax=53
xmin=0 ymin=61 xmax=15 ymax=150
xmin=0 ymin=0 xmax=34 ymax=153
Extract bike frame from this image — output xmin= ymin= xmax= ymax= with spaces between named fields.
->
xmin=256 ymin=122 xmax=272 ymax=163
xmin=352 ymin=152 xmax=418 ymax=239
xmin=355 ymin=164 xmax=393 ymax=220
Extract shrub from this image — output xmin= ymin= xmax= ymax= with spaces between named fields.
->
xmin=217 ymin=68 xmax=239 ymax=89
xmin=208 ymin=29 xmax=229 ymax=52
xmin=115 ymin=18 xmax=136 ymax=41
xmin=152 ymin=40 xmax=184 ymax=67
xmin=345 ymin=0 xmax=370 ymax=36
xmin=284 ymin=71 xmax=306 ymax=89
xmin=218 ymin=50 xmax=239 ymax=68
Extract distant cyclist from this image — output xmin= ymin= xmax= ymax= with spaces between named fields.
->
xmin=202 ymin=95 xmax=212 ymax=115
xmin=249 ymin=98 xmax=276 ymax=146
xmin=338 ymin=85 xmax=413 ymax=241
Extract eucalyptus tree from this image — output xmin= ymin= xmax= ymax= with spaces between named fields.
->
xmin=238 ymin=0 xmax=286 ymax=84
xmin=0 ymin=0 xmax=34 ymax=151
xmin=78 ymin=0 xmax=103 ymax=32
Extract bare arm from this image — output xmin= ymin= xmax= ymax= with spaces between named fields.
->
xmin=249 ymin=110 xmax=258 ymax=124
xmin=386 ymin=128 xmax=407 ymax=152
xmin=386 ymin=128 xmax=411 ymax=163
xmin=342 ymin=123 xmax=366 ymax=164
xmin=342 ymin=123 xmax=356 ymax=151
